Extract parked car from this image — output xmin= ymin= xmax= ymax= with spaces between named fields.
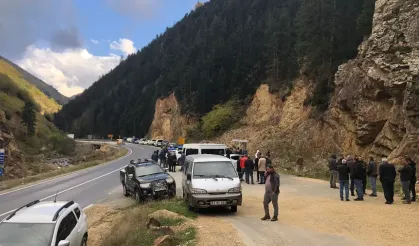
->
xmin=120 ymin=160 xmax=176 ymax=202
xmin=182 ymin=154 xmax=242 ymax=212
xmin=0 ymin=200 xmax=88 ymax=246
xmin=155 ymin=139 xmax=164 ymax=147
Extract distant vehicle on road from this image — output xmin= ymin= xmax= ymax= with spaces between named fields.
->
xmin=120 ymin=160 xmax=176 ymax=202
xmin=0 ymin=200 xmax=88 ymax=246
xmin=182 ymin=143 xmax=228 ymax=157
xmin=148 ymin=139 xmax=156 ymax=145
xmin=155 ymin=139 xmax=164 ymax=147
xmin=182 ymin=154 xmax=242 ymax=212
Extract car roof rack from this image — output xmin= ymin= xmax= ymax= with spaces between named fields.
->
xmin=52 ymin=201 xmax=74 ymax=221
xmin=6 ymin=200 xmax=40 ymax=220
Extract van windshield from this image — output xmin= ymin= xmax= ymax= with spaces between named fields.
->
xmin=193 ymin=161 xmax=237 ymax=178
xmin=201 ymin=149 xmax=225 ymax=155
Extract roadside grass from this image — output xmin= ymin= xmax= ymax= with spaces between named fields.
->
xmin=104 ymin=198 xmax=197 ymax=246
xmin=0 ymin=147 xmax=128 ymax=192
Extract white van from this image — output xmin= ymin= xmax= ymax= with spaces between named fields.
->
xmin=182 ymin=154 xmax=242 ymax=212
xmin=182 ymin=143 xmax=227 ymax=156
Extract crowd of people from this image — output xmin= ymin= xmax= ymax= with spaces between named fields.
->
xmin=151 ymin=147 xmax=179 ymax=172
xmin=329 ymin=154 xmax=417 ymax=204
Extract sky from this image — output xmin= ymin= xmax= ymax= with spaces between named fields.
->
xmin=0 ymin=0 xmax=208 ymax=97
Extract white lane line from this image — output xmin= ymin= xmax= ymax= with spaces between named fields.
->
xmin=83 ymin=204 xmax=93 ymax=211
xmin=0 ymin=148 xmax=132 ymax=197
xmin=0 ymin=164 xmax=128 ymax=218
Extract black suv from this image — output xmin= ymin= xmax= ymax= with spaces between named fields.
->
xmin=120 ymin=160 xmax=176 ymax=202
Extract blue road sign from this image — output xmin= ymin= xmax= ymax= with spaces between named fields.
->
xmin=0 ymin=168 xmax=3 ymax=177
xmin=0 ymin=148 xmax=4 ymax=166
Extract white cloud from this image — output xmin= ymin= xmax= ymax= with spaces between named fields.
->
xmin=90 ymin=39 xmax=99 ymax=44
xmin=110 ymin=38 xmax=137 ymax=56
xmin=17 ymin=45 xmax=120 ymax=97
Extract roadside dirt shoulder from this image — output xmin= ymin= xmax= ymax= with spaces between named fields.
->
xmin=229 ymin=174 xmax=419 ymax=246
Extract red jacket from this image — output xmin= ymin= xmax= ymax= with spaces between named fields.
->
xmin=240 ymin=156 xmax=247 ymax=169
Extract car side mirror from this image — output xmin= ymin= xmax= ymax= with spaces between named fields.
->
xmin=58 ymin=240 xmax=70 ymax=246
xmin=187 ymin=173 xmax=191 ymax=181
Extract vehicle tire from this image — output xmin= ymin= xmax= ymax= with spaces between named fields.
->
xmin=122 ymin=184 xmax=129 ymax=197
xmin=187 ymin=195 xmax=194 ymax=211
xmin=231 ymin=205 xmax=238 ymax=213
xmin=80 ymin=234 xmax=88 ymax=246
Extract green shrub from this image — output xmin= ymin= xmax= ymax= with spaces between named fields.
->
xmin=201 ymin=100 xmax=243 ymax=138
xmin=50 ymin=133 xmax=76 ymax=156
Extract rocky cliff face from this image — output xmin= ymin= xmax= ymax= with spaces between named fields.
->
xmin=149 ymin=93 xmax=195 ymax=140
xmin=327 ymin=0 xmax=419 ymax=160
xmin=149 ymin=0 xmax=419 ymax=168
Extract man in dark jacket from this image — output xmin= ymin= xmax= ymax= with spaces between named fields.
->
xmin=379 ymin=158 xmax=396 ymax=204
xmin=159 ymin=150 xmax=167 ymax=168
xmin=168 ymin=152 xmax=177 ymax=172
xmin=328 ymin=154 xmax=338 ymax=188
xmin=261 ymin=164 xmax=280 ymax=222
xmin=367 ymin=156 xmax=378 ymax=197
xmin=399 ymin=158 xmax=413 ymax=204
xmin=361 ymin=157 xmax=368 ymax=195
xmin=236 ymin=159 xmax=242 ymax=181
xmin=353 ymin=157 xmax=365 ymax=201
xmin=347 ymin=155 xmax=356 ymax=196
xmin=245 ymin=156 xmax=254 ymax=184
xmin=405 ymin=156 xmax=416 ymax=202
xmin=151 ymin=150 xmax=159 ymax=162
xmin=338 ymin=159 xmax=350 ymax=201
xmin=254 ymin=153 xmax=260 ymax=183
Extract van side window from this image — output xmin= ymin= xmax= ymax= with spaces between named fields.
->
xmin=187 ymin=161 xmax=193 ymax=174
xmin=185 ymin=149 xmax=198 ymax=156
xmin=201 ymin=149 xmax=225 ymax=155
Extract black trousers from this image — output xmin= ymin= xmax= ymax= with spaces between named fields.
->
xmin=350 ymin=178 xmax=355 ymax=195
xmin=256 ymin=169 xmax=259 ymax=182
xmin=381 ymin=180 xmax=394 ymax=203
xmin=245 ymin=168 xmax=254 ymax=184
xmin=410 ymin=178 xmax=417 ymax=201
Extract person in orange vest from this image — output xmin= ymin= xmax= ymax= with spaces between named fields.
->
xmin=239 ymin=155 xmax=248 ymax=182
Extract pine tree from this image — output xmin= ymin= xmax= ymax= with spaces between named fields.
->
xmin=21 ymin=101 xmax=37 ymax=136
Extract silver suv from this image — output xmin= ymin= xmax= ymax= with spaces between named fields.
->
xmin=0 ymin=200 xmax=88 ymax=246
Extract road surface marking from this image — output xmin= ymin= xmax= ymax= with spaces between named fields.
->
xmin=0 ymin=148 xmax=132 ymax=197
xmin=0 ymin=164 xmax=129 ymax=218
xmin=83 ymin=204 xmax=93 ymax=210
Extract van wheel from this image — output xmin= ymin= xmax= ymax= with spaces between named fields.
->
xmin=122 ymin=184 xmax=129 ymax=197
xmin=231 ymin=206 xmax=237 ymax=213
xmin=80 ymin=234 xmax=87 ymax=246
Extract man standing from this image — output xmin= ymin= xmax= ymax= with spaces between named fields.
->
xmin=239 ymin=155 xmax=248 ymax=181
xmin=254 ymin=152 xmax=260 ymax=183
xmin=367 ymin=156 xmax=378 ymax=197
xmin=347 ymin=155 xmax=356 ymax=196
xmin=261 ymin=165 xmax=280 ymax=222
xmin=245 ymin=156 xmax=254 ymax=184
xmin=405 ymin=156 xmax=416 ymax=202
xmin=398 ymin=158 xmax=413 ymax=204
xmin=353 ymin=157 xmax=365 ymax=201
xmin=258 ymin=154 xmax=267 ymax=184
xmin=361 ymin=157 xmax=368 ymax=195
xmin=338 ymin=159 xmax=350 ymax=201
xmin=328 ymin=154 xmax=338 ymax=188
xmin=178 ymin=153 xmax=186 ymax=172
xmin=159 ymin=150 xmax=167 ymax=168
xmin=379 ymin=158 xmax=396 ymax=204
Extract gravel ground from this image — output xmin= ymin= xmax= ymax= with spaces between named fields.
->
xmin=222 ymin=173 xmax=419 ymax=246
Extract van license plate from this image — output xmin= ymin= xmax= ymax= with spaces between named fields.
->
xmin=210 ymin=201 xmax=226 ymax=205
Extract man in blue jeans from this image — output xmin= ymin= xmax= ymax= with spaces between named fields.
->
xmin=367 ymin=156 xmax=378 ymax=197
xmin=338 ymin=159 xmax=350 ymax=201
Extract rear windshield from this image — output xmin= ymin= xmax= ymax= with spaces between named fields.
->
xmin=193 ymin=161 xmax=237 ymax=178
xmin=0 ymin=222 xmax=55 ymax=246
xmin=201 ymin=149 xmax=225 ymax=155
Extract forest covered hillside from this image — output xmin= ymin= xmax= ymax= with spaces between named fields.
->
xmin=54 ymin=0 xmax=375 ymax=138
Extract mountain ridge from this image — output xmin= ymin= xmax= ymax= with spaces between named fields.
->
xmin=0 ymin=55 xmax=69 ymax=105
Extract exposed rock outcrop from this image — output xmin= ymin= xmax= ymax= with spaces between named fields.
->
xmin=149 ymin=93 xmax=195 ymax=141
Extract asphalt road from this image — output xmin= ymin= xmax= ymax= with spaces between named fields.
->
xmin=0 ymin=143 xmax=158 ymax=221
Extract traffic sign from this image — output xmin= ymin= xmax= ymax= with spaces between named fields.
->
xmin=0 ymin=148 xmax=4 ymax=168
xmin=0 ymin=168 xmax=3 ymax=177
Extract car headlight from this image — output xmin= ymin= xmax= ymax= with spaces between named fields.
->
xmin=191 ymin=188 xmax=207 ymax=194
xmin=166 ymin=177 xmax=174 ymax=183
xmin=140 ymin=183 xmax=151 ymax=189
xmin=228 ymin=187 xmax=241 ymax=193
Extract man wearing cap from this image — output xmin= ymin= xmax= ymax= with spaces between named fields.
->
xmin=261 ymin=164 xmax=280 ymax=221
